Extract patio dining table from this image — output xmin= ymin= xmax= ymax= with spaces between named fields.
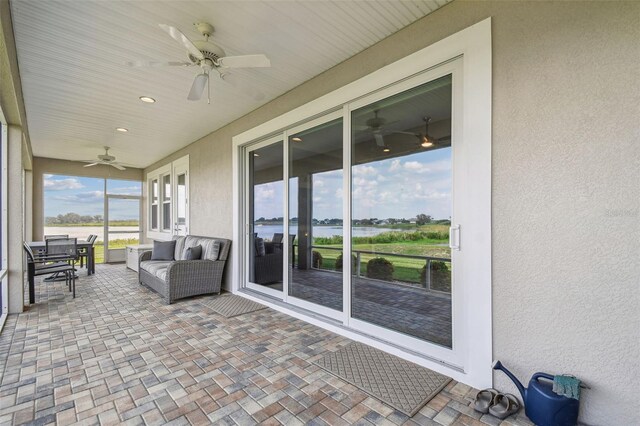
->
xmin=27 ymin=240 xmax=96 ymax=304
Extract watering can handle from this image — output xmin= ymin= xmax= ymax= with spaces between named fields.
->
xmin=532 ymin=372 xmax=555 ymax=382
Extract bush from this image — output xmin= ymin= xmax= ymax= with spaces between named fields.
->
xmin=366 ymin=257 xmax=394 ymax=281
xmin=312 ymin=250 xmax=323 ymax=268
xmin=420 ymin=261 xmax=451 ymax=292
xmin=335 ymin=253 xmax=357 ymax=272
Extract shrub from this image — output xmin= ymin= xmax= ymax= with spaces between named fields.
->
xmin=335 ymin=253 xmax=357 ymax=272
xmin=420 ymin=261 xmax=451 ymax=292
xmin=312 ymin=250 xmax=323 ymax=268
xmin=366 ymin=257 xmax=394 ymax=281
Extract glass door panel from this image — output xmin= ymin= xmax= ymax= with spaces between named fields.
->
xmin=351 ymin=74 xmax=453 ymax=348
xmin=288 ymin=116 xmax=343 ymax=312
xmin=106 ymin=197 xmax=141 ymax=262
xmin=247 ymin=141 xmax=284 ymax=295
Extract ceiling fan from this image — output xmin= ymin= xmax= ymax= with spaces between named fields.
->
xmin=355 ymin=110 xmax=394 ymax=147
xmin=81 ymin=147 xmax=127 ymax=170
xmin=127 ymin=22 xmax=271 ymax=104
xmin=394 ymin=116 xmax=451 ymax=148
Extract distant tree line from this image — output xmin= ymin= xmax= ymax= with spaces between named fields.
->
xmin=45 ymin=213 xmax=104 ymax=225
xmin=256 ymin=213 xmax=450 ymax=226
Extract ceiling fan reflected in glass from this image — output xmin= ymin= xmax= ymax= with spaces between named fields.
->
xmin=126 ymin=22 xmax=271 ymax=104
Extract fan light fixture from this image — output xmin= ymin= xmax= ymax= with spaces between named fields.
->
xmin=116 ymin=127 xmax=129 ymax=133
xmin=420 ymin=117 xmax=435 ymax=148
xmin=291 ymin=137 xmax=302 ymax=142
xmin=139 ymin=96 xmax=156 ymax=103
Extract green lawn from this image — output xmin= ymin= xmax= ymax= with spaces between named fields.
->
xmin=309 ymin=240 xmax=451 ymax=288
xmin=93 ymin=238 xmax=139 ymax=264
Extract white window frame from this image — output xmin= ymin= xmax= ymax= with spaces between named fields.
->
xmin=0 ymin=122 xmax=8 ymax=329
xmin=149 ymin=177 xmax=159 ymax=231
xmin=146 ymin=155 xmax=189 ymax=240
xmin=233 ymin=18 xmax=492 ymax=388
xmin=147 ymin=164 xmax=170 ymax=240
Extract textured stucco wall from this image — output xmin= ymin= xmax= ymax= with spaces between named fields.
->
xmin=144 ymin=2 xmax=640 ymax=423
xmin=32 ymin=157 xmax=143 ymax=240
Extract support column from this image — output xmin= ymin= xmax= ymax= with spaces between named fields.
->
xmin=296 ymin=174 xmax=312 ymax=270
xmin=7 ymin=125 xmax=24 ymax=313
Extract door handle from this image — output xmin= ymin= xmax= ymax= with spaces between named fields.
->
xmin=449 ymin=225 xmax=461 ymax=251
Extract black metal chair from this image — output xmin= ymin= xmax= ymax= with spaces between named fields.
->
xmin=79 ymin=235 xmax=97 ymax=269
xmin=45 ymin=237 xmax=79 ymax=298
xmin=24 ymin=242 xmax=77 ymax=301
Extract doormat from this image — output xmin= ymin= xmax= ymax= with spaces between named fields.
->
xmin=314 ymin=342 xmax=451 ymax=416
xmin=199 ymin=294 xmax=267 ymax=318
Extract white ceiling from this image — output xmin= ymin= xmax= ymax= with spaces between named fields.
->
xmin=11 ymin=0 xmax=451 ymax=169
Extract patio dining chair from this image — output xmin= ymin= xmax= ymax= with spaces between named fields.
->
xmin=44 ymin=234 xmax=69 ymax=240
xmin=79 ymin=235 xmax=97 ymax=269
xmin=24 ymin=242 xmax=77 ymax=299
xmin=45 ymin=237 xmax=79 ymax=298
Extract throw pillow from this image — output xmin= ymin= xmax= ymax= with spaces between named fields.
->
xmin=151 ymin=240 xmax=176 ymax=261
xmin=184 ymin=244 xmax=202 ymax=260
xmin=255 ymin=238 xmax=266 ymax=257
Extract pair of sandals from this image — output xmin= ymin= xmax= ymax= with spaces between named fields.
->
xmin=474 ymin=388 xmax=520 ymax=419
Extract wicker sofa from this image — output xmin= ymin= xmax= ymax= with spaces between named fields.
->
xmin=139 ymin=235 xmax=231 ymax=304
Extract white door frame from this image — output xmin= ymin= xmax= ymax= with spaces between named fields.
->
xmin=172 ymin=156 xmax=190 ymax=236
xmin=104 ymin=194 xmax=141 ymax=263
xmin=232 ymin=18 xmax=492 ymax=388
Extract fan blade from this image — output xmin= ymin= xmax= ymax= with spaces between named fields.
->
xmin=188 ymin=73 xmax=208 ymax=101
xmin=218 ymin=54 xmax=270 ymax=68
xmin=83 ymin=162 xmax=100 ymax=168
xmin=126 ymin=60 xmax=192 ymax=67
xmin=159 ymin=24 xmax=204 ymax=61
xmin=374 ymin=133 xmax=385 ymax=147
xmin=110 ymin=163 xmax=126 ymax=171
xmin=220 ymin=72 xmax=265 ymax=101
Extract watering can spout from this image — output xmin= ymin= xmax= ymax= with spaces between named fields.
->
xmin=493 ymin=360 xmax=526 ymax=401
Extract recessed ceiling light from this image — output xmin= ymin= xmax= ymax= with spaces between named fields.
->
xmin=253 ymin=153 xmax=260 ymax=157
xmin=291 ymin=137 xmax=302 ymax=142
xmin=116 ymin=127 xmax=129 ymax=133
xmin=383 ymin=147 xmax=391 ymax=152
xmin=139 ymin=96 xmax=156 ymax=103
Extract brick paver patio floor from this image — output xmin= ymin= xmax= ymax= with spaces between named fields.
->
xmin=0 ymin=264 xmax=533 ymax=425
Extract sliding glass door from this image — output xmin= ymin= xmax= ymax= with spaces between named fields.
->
xmin=246 ymin=138 xmax=285 ymax=297
xmin=287 ymin=112 xmax=344 ymax=314
xmin=242 ymin=60 xmax=467 ymax=366
xmin=349 ymin=75 xmax=454 ymax=349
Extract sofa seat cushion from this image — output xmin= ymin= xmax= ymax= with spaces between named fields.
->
xmin=140 ymin=260 xmax=171 ymax=281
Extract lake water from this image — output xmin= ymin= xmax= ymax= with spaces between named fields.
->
xmin=254 ymin=224 xmax=393 ymax=240
xmin=44 ymin=224 xmax=393 ymax=242
xmin=44 ymin=226 xmax=139 ymax=242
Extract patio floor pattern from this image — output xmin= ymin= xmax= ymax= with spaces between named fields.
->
xmin=0 ymin=264 xmax=534 ymax=426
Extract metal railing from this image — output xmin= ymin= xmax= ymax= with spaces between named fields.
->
xmin=306 ymin=245 xmax=451 ymax=293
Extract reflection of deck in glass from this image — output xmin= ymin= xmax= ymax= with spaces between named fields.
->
xmin=262 ymin=268 xmax=452 ymax=348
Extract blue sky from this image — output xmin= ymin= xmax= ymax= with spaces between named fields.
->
xmin=44 ymin=174 xmax=141 ymax=220
xmin=254 ymin=147 xmax=451 ymax=220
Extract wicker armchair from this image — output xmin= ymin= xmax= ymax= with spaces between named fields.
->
xmin=139 ymin=235 xmax=231 ymax=304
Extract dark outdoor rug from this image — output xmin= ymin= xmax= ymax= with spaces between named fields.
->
xmin=314 ymin=342 xmax=451 ymax=416
xmin=199 ymin=294 xmax=267 ymax=318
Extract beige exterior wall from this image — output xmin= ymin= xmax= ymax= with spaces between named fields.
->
xmin=144 ymin=2 xmax=639 ymax=423
xmin=31 ymin=157 xmax=143 ymax=240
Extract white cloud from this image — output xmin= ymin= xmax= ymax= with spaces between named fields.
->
xmin=389 ymin=159 xmax=401 ymax=172
xmin=44 ymin=178 xmax=84 ymax=191
xmin=353 ymin=165 xmax=377 ymax=176
xmin=52 ymin=190 xmax=103 ymax=203
xmin=314 ymin=179 xmax=324 ymax=188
